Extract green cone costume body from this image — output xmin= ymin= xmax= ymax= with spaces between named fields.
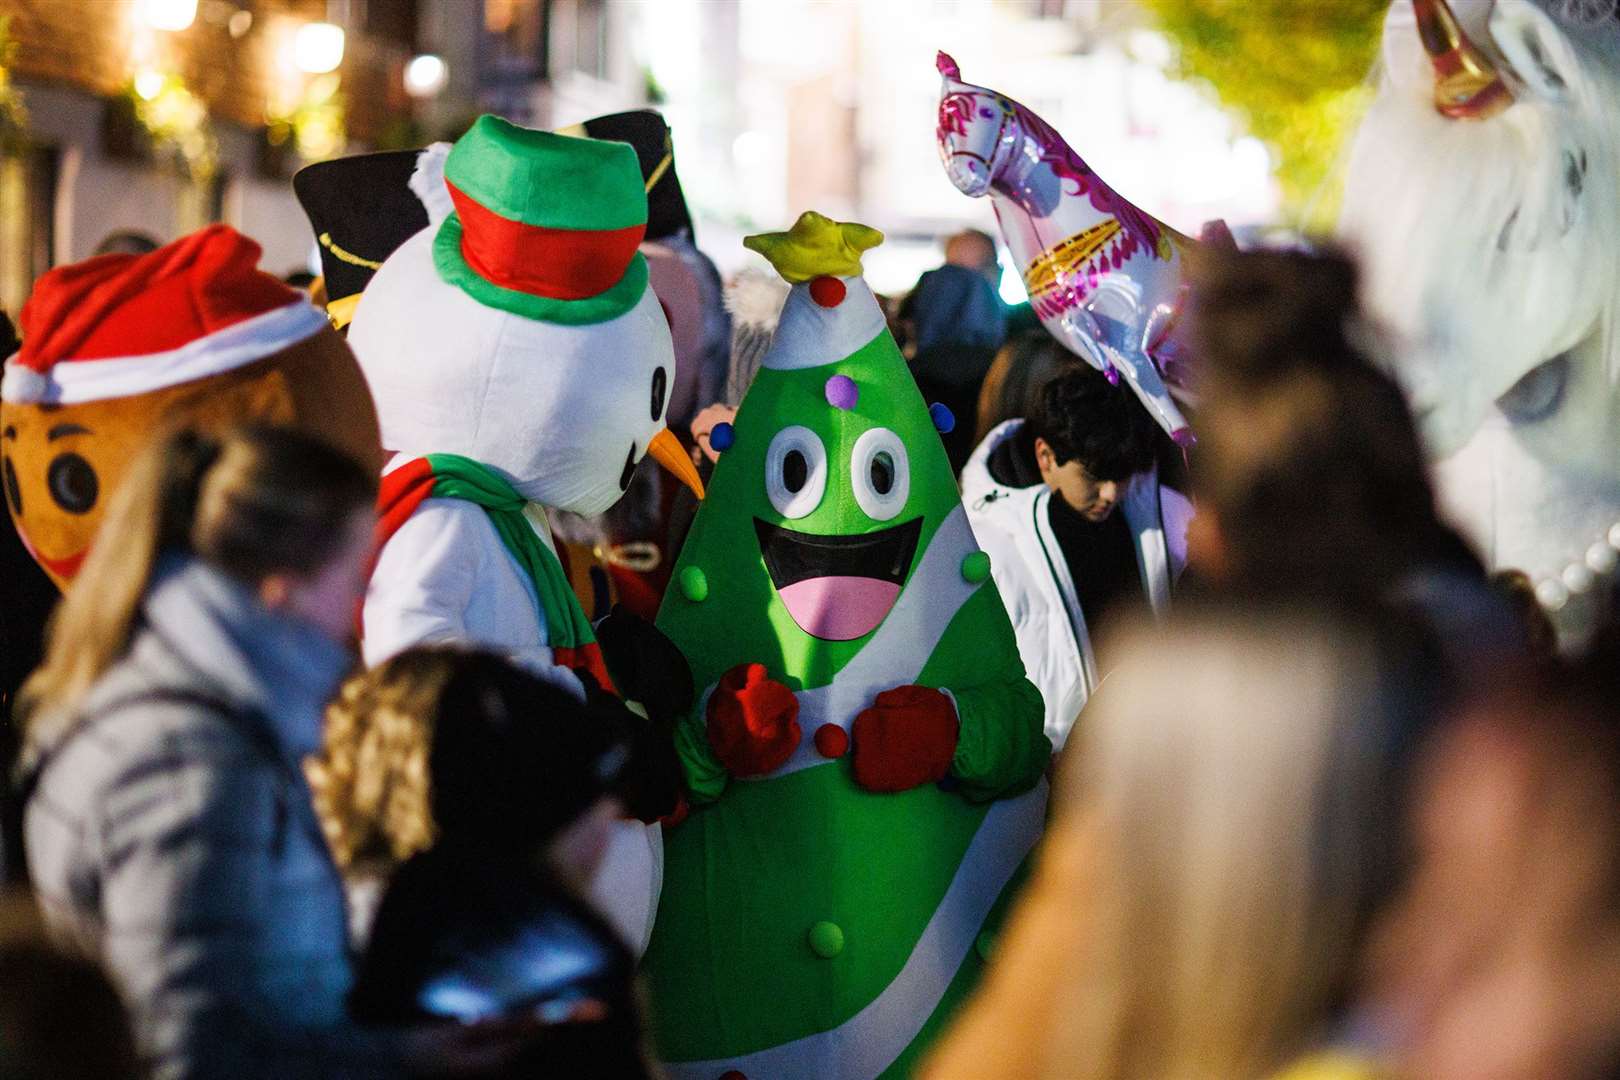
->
xmin=645 ymin=213 xmax=1050 ymax=1079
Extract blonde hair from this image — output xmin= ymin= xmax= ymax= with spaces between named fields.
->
xmin=1038 ymin=613 xmax=1401 ymax=1080
xmin=19 ymin=425 xmax=375 ymax=738
xmin=306 ymin=648 xmax=465 ymax=873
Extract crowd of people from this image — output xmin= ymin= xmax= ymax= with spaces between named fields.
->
xmin=0 ymin=211 xmax=1617 ymax=1080
xmin=3 ymin=207 xmax=1607 ymax=1075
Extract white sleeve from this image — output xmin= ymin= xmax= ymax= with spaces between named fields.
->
xmin=362 ymin=500 xmax=585 ymax=699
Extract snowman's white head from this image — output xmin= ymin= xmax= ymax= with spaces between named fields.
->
xmin=344 ymin=115 xmax=700 ymax=514
xmin=349 ymin=228 xmax=680 ymax=513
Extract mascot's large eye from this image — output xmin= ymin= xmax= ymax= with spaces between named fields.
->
xmin=851 ymin=427 xmax=909 ymax=521
xmin=47 ymin=452 xmax=98 ymax=515
xmin=765 ymin=425 xmax=827 ymax=519
xmin=3 ymin=456 xmax=20 ymax=516
xmin=650 ymin=366 xmax=667 ymax=422
xmin=1498 ymin=352 xmax=1569 ymax=425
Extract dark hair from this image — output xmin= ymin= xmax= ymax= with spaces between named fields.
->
xmin=0 ymin=894 xmax=140 ymax=1079
xmin=1026 ymin=362 xmax=1161 ymax=482
xmin=22 ymin=425 xmax=377 ymax=727
xmin=1188 ymin=247 xmax=1480 ymax=604
xmin=428 ymin=651 xmax=628 ymax=850
xmin=91 ymin=231 xmax=161 ymax=258
xmin=975 ymin=331 xmax=1081 ymax=444
xmin=1187 ymin=245 xmax=1367 ymax=392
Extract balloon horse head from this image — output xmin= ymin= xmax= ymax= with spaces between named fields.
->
xmin=1338 ymin=0 xmax=1620 ymax=641
xmin=935 ymin=50 xmax=1211 ymax=447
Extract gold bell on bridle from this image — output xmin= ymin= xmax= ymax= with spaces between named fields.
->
xmin=1414 ymin=0 xmax=1516 ymax=119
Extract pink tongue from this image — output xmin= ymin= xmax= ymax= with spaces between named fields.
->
xmin=777 ymin=576 xmax=902 ymax=641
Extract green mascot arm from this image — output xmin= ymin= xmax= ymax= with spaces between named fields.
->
xmin=673 ymin=696 xmax=729 ymax=804
xmin=946 ymin=672 xmax=1049 ymax=802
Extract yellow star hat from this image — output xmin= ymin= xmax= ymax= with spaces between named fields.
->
xmin=743 ymin=211 xmax=884 ymax=283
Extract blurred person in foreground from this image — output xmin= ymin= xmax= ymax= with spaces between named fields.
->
xmin=1183 ymin=247 xmax=1502 ymax=644
xmin=339 ymin=647 xmax=656 ymax=1079
xmin=0 ymin=891 xmax=140 ymax=1079
xmin=1363 ymin=638 xmax=1620 ymax=1080
xmin=901 ymin=228 xmax=1008 ymax=471
xmin=962 ymin=339 xmax=1191 ymax=749
xmin=922 ymin=607 xmax=1441 ymax=1080
xmin=17 ymin=426 xmax=520 ymax=1078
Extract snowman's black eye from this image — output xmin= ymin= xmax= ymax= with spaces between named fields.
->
xmin=47 ymin=452 xmax=97 ymax=515
xmin=650 ymin=366 xmax=667 ymax=422
xmin=783 ymin=450 xmax=808 ymax=493
xmin=3 ymin=456 xmax=20 ymax=517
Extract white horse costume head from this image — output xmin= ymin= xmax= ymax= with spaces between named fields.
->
xmin=1339 ymin=0 xmax=1620 ymax=640
xmin=935 ymin=51 xmax=1228 ymax=447
xmin=348 ymin=115 xmax=701 ymax=515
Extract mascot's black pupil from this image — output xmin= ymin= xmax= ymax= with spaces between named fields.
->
xmin=870 ymin=452 xmax=895 ymax=496
xmin=783 ymin=450 xmax=808 ymax=493
xmin=47 ymin=452 xmax=97 ymax=515
xmin=2 ymin=456 xmax=20 ymax=516
xmin=650 ymin=367 xmax=667 ymax=421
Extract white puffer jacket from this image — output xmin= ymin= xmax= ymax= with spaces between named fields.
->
xmin=961 ymin=420 xmax=1192 ymax=750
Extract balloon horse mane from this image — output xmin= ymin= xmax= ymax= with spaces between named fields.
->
xmin=935 ymin=51 xmax=1214 ymax=447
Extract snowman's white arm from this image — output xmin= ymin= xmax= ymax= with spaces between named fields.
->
xmin=363 ymin=501 xmax=586 ymax=700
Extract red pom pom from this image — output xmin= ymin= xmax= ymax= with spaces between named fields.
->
xmin=813 ymin=723 xmax=849 ymax=759
xmin=809 ymin=276 xmax=846 ymax=308
xmin=720 ymin=1072 xmax=748 ymax=1080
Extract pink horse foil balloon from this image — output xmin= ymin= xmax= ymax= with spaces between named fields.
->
xmin=935 ymin=51 xmax=1198 ymax=446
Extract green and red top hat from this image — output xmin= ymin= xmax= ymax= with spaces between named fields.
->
xmin=434 ymin=114 xmax=651 ymax=326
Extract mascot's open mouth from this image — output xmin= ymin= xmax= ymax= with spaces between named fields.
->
xmin=755 ymin=517 xmax=922 ymax=641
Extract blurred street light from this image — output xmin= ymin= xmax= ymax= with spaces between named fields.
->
xmin=404 ymin=54 xmax=448 ymax=99
xmin=135 ymin=0 xmax=198 ymax=32
xmin=294 ymin=22 xmax=345 ymax=75
xmin=134 ymin=70 xmax=165 ymax=100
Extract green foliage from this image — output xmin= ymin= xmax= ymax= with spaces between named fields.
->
xmin=0 ymin=16 xmax=30 ymax=156
xmin=124 ymin=73 xmax=217 ymax=181
xmin=1140 ymin=0 xmax=1388 ymax=224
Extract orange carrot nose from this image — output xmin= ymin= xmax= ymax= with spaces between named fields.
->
xmin=647 ymin=427 xmax=705 ymax=500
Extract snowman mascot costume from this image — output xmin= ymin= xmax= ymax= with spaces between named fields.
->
xmin=344 ymin=115 xmax=705 ymax=953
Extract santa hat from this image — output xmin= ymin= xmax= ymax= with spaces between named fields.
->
xmin=2 ymin=224 xmax=328 ymax=406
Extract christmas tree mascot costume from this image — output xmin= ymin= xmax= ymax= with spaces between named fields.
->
xmin=643 ymin=212 xmax=1050 ymax=1079
xmin=341 ymin=115 xmax=705 ymax=954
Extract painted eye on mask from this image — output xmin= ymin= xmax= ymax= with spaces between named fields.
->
xmin=1497 ymin=352 xmax=1569 ymax=425
xmin=765 ymin=425 xmax=827 ymax=519
xmin=850 ymin=427 xmax=909 ymax=521
xmin=3 ymin=456 xmax=20 ymax=517
xmin=47 ymin=452 xmax=98 ymax=515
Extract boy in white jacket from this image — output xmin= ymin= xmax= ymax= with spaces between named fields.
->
xmin=962 ymin=356 xmax=1191 ymax=750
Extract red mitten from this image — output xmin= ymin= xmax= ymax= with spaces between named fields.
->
xmin=706 ymin=663 xmax=801 ymax=777
xmin=851 ymin=685 xmax=959 ymax=793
